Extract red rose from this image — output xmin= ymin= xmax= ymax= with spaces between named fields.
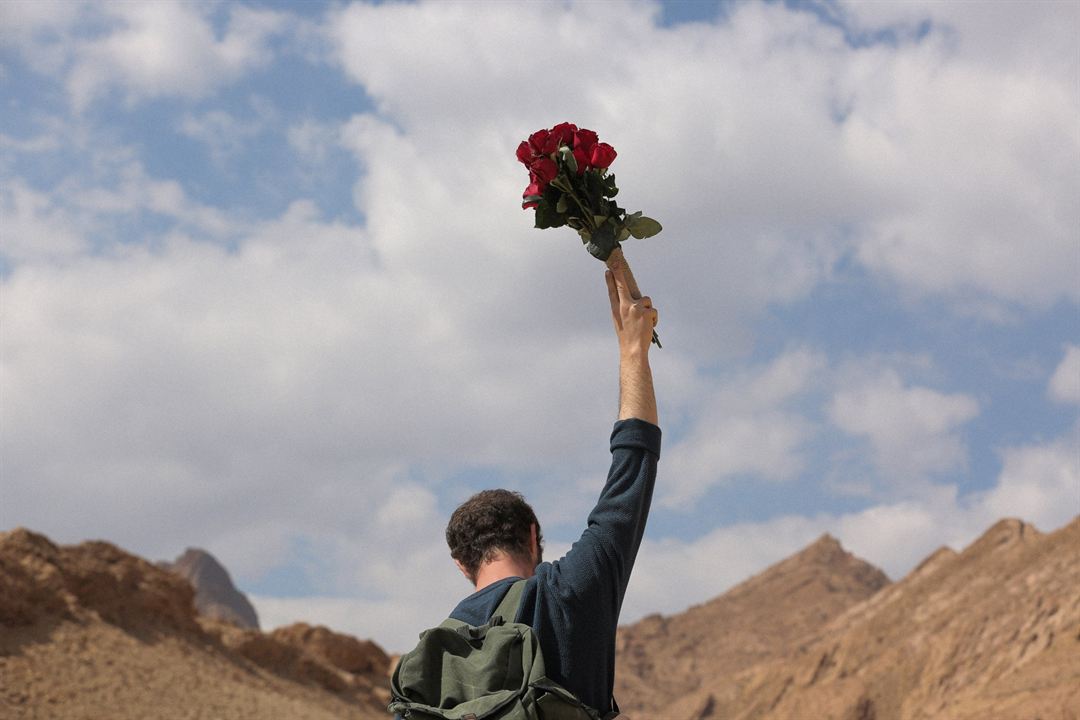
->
xmin=573 ymin=128 xmax=598 ymax=155
xmin=529 ymin=157 xmax=558 ymax=185
xmin=550 ymin=122 xmax=578 ymax=147
xmin=522 ymin=181 xmax=542 ymax=209
xmin=589 ymin=142 xmax=617 ymax=169
xmin=528 ymin=129 xmax=550 ymax=153
xmin=529 ymin=129 xmax=559 ymax=156
xmin=572 ymin=146 xmax=590 ymax=174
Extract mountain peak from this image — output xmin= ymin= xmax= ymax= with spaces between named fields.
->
xmin=801 ymin=532 xmax=844 ymax=558
xmin=961 ymin=517 xmax=1042 ymax=560
xmin=162 ymin=548 xmax=260 ymax=630
xmin=765 ymin=533 xmax=889 ymax=590
xmin=618 ymin=516 xmax=1080 ymax=720
xmin=0 ymin=528 xmax=391 ymax=717
xmin=615 ymin=531 xmax=889 ymax=717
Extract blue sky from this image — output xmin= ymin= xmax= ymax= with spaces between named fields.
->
xmin=2 ymin=0 xmax=1078 ymax=652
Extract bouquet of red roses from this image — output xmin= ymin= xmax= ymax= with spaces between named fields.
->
xmin=517 ymin=122 xmax=662 ymax=346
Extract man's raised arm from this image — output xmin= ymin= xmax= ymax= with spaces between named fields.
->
xmin=605 ymin=266 xmax=658 ymax=426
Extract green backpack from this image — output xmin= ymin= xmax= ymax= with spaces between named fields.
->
xmin=388 ymin=580 xmax=610 ymax=720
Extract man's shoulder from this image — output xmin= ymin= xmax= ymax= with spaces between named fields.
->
xmin=448 ymin=576 xmax=528 ymax=626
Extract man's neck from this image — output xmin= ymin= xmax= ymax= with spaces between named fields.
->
xmin=473 ymin=554 xmax=535 ymax=591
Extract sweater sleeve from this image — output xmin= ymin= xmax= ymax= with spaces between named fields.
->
xmin=522 ymin=418 xmax=660 ymax=714
xmin=589 ymin=418 xmax=661 ymax=601
xmin=551 ymin=417 xmax=661 ymax=613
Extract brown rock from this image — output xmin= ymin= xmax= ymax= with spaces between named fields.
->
xmin=0 ymin=527 xmax=198 ymax=633
xmin=615 ymin=516 xmax=1080 ymax=720
xmin=270 ymin=622 xmax=390 ymax=677
xmin=161 ymin=547 xmax=260 ymax=629
xmin=0 ymin=528 xmax=392 ymax=719
xmin=615 ymin=532 xmax=889 ymax=720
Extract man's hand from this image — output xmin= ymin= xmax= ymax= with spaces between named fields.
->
xmin=606 ymin=267 xmax=658 ymax=425
xmin=606 ymin=267 xmax=658 ymax=357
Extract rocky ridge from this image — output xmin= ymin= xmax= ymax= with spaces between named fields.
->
xmin=615 ymin=516 xmax=1080 ymax=719
xmin=0 ymin=529 xmax=390 ymax=719
xmin=3 ymin=517 xmax=1076 ymax=719
xmin=615 ymin=533 xmax=891 ymax=718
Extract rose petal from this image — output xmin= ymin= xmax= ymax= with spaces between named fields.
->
xmin=516 ymin=140 xmax=533 ymax=165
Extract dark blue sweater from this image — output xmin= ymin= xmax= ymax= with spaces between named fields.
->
xmin=448 ymin=418 xmax=661 ymax=714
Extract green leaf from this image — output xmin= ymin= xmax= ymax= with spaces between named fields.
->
xmin=534 ymin=199 xmax=563 ymax=230
xmin=555 ymin=196 xmax=568 ymax=214
xmin=617 ymin=226 xmax=630 ymax=242
xmin=584 ymin=171 xmax=605 ymax=210
xmin=627 ymin=215 xmax=663 ymax=239
xmin=593 ymin=214 xmax=608 ymax=227
xmin=601 ymin=173 xmax=619 ymax=198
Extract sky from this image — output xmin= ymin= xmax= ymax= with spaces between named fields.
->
xmin=1 ymin=0 xmax=1078 ymax=654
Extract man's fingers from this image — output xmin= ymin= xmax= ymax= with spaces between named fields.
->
xmin=609 ymin=263 xmax=633 ymax=304
xmin=605 ymin=270 xmax=622 ymax=330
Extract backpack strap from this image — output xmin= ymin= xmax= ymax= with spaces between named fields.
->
xmin=491 ymin=578 xmax=528 ymax=624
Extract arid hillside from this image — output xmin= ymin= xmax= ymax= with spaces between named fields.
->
xmin=3 ymin=518 xmax=1077 ymax=719
xmin=0 ymin=528 xmax=390 ymax=720
xmin=615 ymin=533 xmax=890 ymax=718
xmin=616 ymin=516 xmax=1080 ymax=720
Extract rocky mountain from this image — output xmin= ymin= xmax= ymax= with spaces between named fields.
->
xmin=0 ymin=529 xmax=390 ymax=719
xmin=615 ymin=533 xmax=891 ymax=718
xmin=161 ymin=547 xmax=260 ymax=629
xmin=3 ymin=517 xmax=1076 ymax=719
xmin=615 ymin=516 xmax=1080 ymax=719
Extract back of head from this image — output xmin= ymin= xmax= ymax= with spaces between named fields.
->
xmin=446 ymin=489 xmax=544 ymax=584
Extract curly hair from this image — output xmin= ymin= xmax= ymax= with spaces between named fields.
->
xmin=446 ymin=489 xmax=544 ymax=583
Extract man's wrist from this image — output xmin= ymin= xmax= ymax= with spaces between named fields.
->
xmin=619 ymin=346 xmax=651 ymax=365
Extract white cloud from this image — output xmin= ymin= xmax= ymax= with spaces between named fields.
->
xmin=836 ymin=0 xmax=1080 ymax=77
xmin=661 ymin=348 xmax=826 ymax=506
xmin=0 ymin=184 xmax=620 ymax=569
xmin=178 ymin=104 xmax=270 ymax=166
xmin=0 ymin=130 xmax=62 ymax=155
xmin=68 ymin=161 xmax=236 ymax=237
xmin=0 ymin=0 xmax=86 ymax=75
xmin=828 ymin=367 xmax=979 ymax=482
xmin=64 ymin=2 xmax=286 ymax=110
xmin=623 ymin=514 xmax=828 ymax=623
xmin=287 ymin=118 xmax=341 ymax=176
xmin=328 ymin=2 xmax=864 ymax=362
xmin=832 ymin=4 xmax=1080 ymax=312
xmin=1049 ymin=345 xmax=1080 ymax=405
xmin=625 ymin=429 xmax=1078 ymax=625
xmin=0 ymin=180 xmax=87 ymax=264
xmin=973 ymin=429 xmax=1080 ymax=530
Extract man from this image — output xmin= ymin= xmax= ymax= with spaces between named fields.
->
xmin=442 ymin=265 xmax=660 ymax=717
